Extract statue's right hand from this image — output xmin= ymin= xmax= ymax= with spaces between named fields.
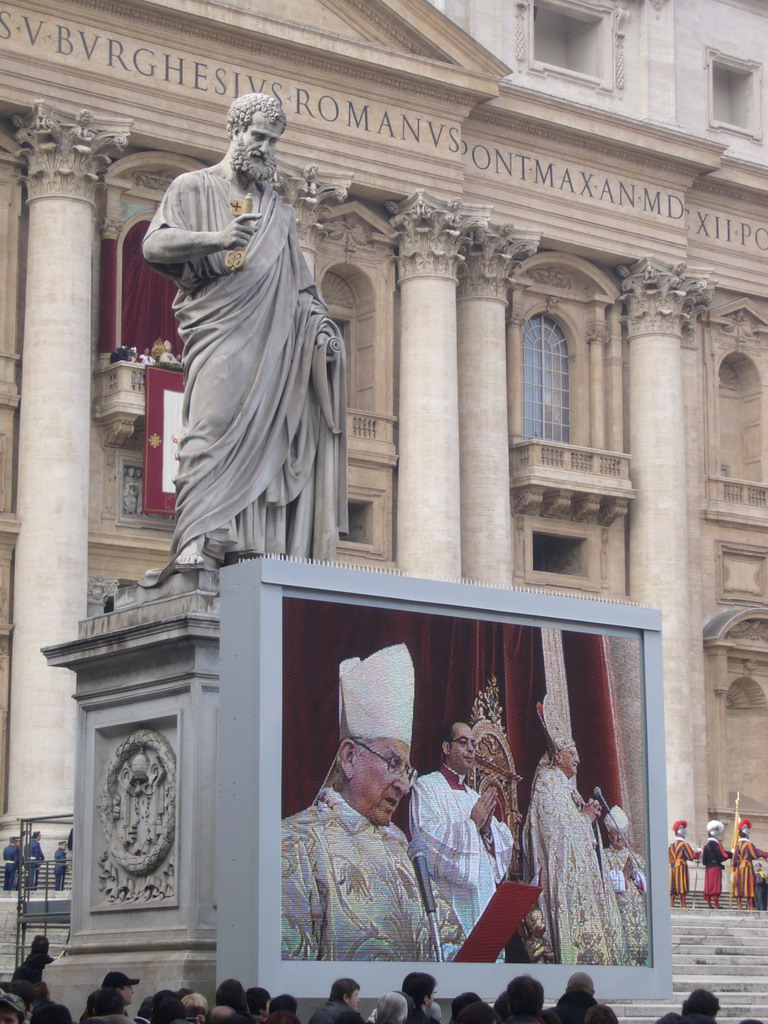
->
xmin=219 ymin=213 xmax=261 ymax=250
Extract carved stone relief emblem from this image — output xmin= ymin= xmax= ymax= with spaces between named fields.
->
xmin=132 ymin=171 xmax=177 ymax=192
xmin=727 ymin=619 xmax=768 ymax=644
xmin=721 ymin=310 xmax=759 ymax=341
xmin=97 ymin=728 xmax=176 ymax=904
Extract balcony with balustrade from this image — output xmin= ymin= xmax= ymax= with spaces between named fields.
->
xmin=510 ymin=439 xmax=635 ymax=524
xmin=704 ymin=475 xmax=768 ymax=527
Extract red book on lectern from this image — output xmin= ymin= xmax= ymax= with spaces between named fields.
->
xmin=453 ymin=881 xmax=542 ymax=963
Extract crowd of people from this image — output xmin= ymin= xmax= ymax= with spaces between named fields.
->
xmin=0 ymin=954 xmax=755 ymax=1024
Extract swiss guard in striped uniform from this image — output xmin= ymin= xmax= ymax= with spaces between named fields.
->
xmin=669 ymin=820 xmax=700 ymax=908
xmin=732 ymin=818 xmax=768 ymax=911
xmin=702 ymin=819 xmax=731 ymax=910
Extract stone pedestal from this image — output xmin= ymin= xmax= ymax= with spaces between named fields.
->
xmin=43 ymin=571 xmax=220 ymax=1010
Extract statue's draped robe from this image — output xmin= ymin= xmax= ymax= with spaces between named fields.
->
xmin=144 ymin=169 xmax=347 ymax=564
xmin=604 ymin=845 xmax=648 ymax=964
xmin=281 ymin=788 xmax=464 ymax=961
xmin=410 ymin=770 xmax=514 ymax=936
xmin=523 ymin=763 xmax=625 ymax=964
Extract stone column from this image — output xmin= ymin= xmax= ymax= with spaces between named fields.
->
xmin=506 ymin=301 xmax=528 ymax=445
xmin=456 ymin=227 xmax=537 ymax=584
xmin=0 ymin=154 xmax=22 ymax=811
xmin=8 ymin=101 xmax=128 ymax=818
xmin=587 ymin=319 xmax=608 ymax=450
xmin=620 ymin=256 xmax=712 ymax=829
xmin=388 ymin=191 xmax=469 ymax=579
xmin=605 ymin=306 xmax=625 ymax=454
xmin=275 ymin=164 xmax=350 ymax=276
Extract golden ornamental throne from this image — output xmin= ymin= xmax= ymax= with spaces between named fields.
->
xmin=468 ymin=675 xmax=523 ymax=880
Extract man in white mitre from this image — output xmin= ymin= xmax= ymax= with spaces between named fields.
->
xmin=603 ymin=804 xmax=648 ymax=965
xmin=523 ymin=702 xmax=626 ymax=965
xmin=281 ymin=643 xmax=464 ymax=961
xmin=409 ymin=721 xmax=514 ymax=936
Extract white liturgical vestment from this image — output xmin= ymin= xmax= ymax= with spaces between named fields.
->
xmin=523 ymin=762 xmax=625 ymax=963
xmin=410 ymin=768 xmax=514 ymax=936
xmin=282 ymin=788 xmax=464 ymax=960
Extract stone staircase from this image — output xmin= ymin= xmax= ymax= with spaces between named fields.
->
xmin=613 ymin=909 xmax=768 ymax=1024
xmin=0 ymin=899 xmax=17 ymax=978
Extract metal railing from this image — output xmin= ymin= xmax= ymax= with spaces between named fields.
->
xmin=13 ymin=814 xmax=73 ymax=971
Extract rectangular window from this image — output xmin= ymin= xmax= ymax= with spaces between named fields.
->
xmin=533 ymin=5 xmax=600 ymax=78
xmin=532 ymin=533 xmax=587 ymax=576
xmin=346 ymin=501 xmax=372 ymax=545
xmin=708 ymin=50 xmax=762 ymax=139
xmin=713 ymin=64 xmax=751 ymax=128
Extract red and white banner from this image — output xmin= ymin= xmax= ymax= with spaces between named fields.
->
xmin=143 ymin=365 xmax=185 ymax=515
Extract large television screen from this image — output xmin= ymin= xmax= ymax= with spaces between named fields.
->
xmin=219 ymin=559 xmax=669 ymax=999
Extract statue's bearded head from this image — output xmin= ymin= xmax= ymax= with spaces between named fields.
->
xmin=229 ymin=130 xmax=277 ymax=183
xmin=226 ymin=93 xmax=286 ymax=185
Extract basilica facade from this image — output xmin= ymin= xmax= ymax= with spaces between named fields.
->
xmin=0 ymin=0 xmax=766 ymax=846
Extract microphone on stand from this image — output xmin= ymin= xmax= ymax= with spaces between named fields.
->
xmin=593 ymin=786 xmax=613 ymax=821
xmin=592 ymin=819 xmax=602 ymax=873
xmin=408 ymin=838 xmax=444 ymax=962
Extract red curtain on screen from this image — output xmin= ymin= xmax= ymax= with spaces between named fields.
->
xmin=121 ymin=221 xmax=181 ymax=353
xmin=281 ymin=600 xmax=623 ymax=842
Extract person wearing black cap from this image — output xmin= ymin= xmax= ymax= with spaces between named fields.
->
xmin=54 ymin=842 xmax=68 ymax=891
xmin=101 ymin=974 xmax=139 ymax=1011
xmin=3 ymin=837 xmax=20 ymax=891
xmin=0 ymin=992 xmax=27 ymax=1024
xmin=24 ymin=832 xmax=44 ymax=890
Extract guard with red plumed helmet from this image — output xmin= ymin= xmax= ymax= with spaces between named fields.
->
xmin=669 ymin=820 xmax=700 ymax=908
xmin=732 ymin=818 xmax=768 ymax=910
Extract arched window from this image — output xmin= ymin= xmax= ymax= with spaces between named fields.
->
xmin=725 ymin=674 xmax=768 ymax=809
xmin=523 ymin=314 xmax=570 ymax=442
xmin=321 ymin=266 xmax=376 ymax=412
xmin=718 ymin=353 xmax=762 ymax=481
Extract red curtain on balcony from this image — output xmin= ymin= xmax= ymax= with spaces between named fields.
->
xmin=120 ymin=221 xmax=181 ymax=355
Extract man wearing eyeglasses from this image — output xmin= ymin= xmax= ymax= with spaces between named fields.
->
xmin=409 ymin=722 xmax=514 ymax=937
xmin=281 ymin=644 xmax=464 ymax=961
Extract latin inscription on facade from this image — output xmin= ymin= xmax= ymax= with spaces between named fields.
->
xmin=3 ymin=3 xmax=767 ymax=252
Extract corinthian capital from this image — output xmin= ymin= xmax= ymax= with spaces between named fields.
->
xmin=387 ymin=190 xmax=482 ymax=282
xmin=13 ymin=100 xmax=130 ymax=203
xmin=275 ymin=163 xmax=351 ymax=252
xmin=619 ymin=256 xmax=714 ymax=336
xmin=457 ymin=224 xmax=540 ymax=301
